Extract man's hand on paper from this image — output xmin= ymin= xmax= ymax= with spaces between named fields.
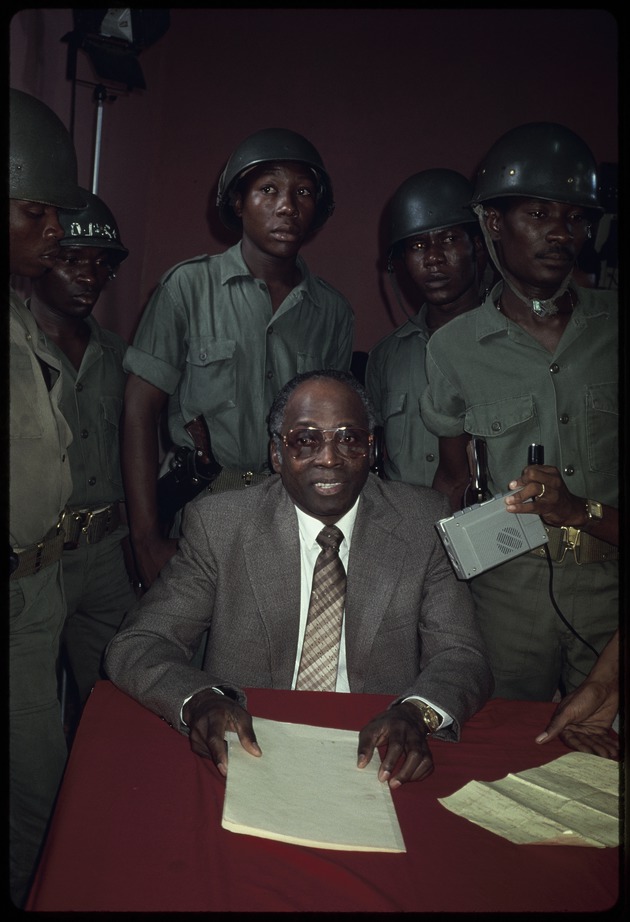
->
xmin=356 ymin=701 xmax=434 ymax=789
xmin=183 ymin=689 xmax=262 ymax=777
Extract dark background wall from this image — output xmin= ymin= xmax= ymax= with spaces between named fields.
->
xmin=9 ymin=8 xmax=619 ymax=352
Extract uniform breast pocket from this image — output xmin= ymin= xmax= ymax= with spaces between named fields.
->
xmin=101 ymin=396 xmax=123 ymax=487
xmin=465 ymin=394 xmax=536 ymax=440
xmin=184 ymin=338 xmax=237 ymax=415
xmin=585 ymin=383 xmax=618 ymax=475
xmin=465 ymin=395 xmax=537 ymax=488
xmin=10 ymin=349 xmax=45 ymax=439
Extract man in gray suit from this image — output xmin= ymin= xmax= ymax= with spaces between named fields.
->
xmin=105 ymin=370 xmax=493 ymax=788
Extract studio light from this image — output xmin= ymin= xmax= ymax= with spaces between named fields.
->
xmin=61 ymin=9 xmax=170 ymax=193
xmin=62 ymin=8 xmax=170 ymax=91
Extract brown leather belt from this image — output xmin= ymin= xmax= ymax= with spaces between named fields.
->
xmin=10 ymin=525 xmax=64 ymax=580
xmin=530 ymin=524 xmax=618 ymax=565
xmin=60 ymin=502 xmax=122 ymax=550
xmin=208 ymin=469 xmax=272 ymax=493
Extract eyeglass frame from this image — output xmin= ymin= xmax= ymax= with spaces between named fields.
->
xmin=274 ymin=426 xmax=374 ymax=460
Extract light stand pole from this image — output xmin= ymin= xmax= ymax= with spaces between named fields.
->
xmin=90 ymin=83 xmax=121 ymax=195
xmin=91 ymin=84 xmax=109 ymax=194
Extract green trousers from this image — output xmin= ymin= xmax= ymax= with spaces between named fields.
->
xmin=10 ymin=563 xmax=68 ymax=908
xmin=61 ymin=529 xmax=137 ymax=704
xmin=470 ymin=552 xmax=618 ymax=700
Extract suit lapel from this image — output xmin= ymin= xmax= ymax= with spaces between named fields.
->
xmin=242 ymin=482 xmax=302 ymax=687
xmin=344 ymin=478 xmax=407 ymax=691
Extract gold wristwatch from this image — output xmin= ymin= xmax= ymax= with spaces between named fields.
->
xmin=585 ymin=499 xmax=603 ymax=521
xmin=404 ymin=698 xmax=442 ymax=733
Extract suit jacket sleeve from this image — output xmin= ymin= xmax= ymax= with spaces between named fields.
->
xmin=343 ymin=476 xmax=494 ymax=740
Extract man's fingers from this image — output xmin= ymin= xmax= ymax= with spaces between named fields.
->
xmin=535 ymin=722 xmax=563 ymax=745
xmin=559 ymin=728 xmax=620 ymax=760
xmin=234 ymin=722 xmax=262 ymax=757
xmin=388 ymin=752 xmax=434 ymax=789
xmin=356 ymin=743 xmax=375 ymax=769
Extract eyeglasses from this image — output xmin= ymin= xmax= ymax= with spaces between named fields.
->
xmin=276 ymin=427 xmax=373 ymax=460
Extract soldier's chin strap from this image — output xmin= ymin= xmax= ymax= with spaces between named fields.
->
xmin=472 ymin=203 xmax=572 ymax=317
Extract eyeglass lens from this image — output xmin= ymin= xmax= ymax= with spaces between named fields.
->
xmin=283 ymin=427 xmax=371 ymax=458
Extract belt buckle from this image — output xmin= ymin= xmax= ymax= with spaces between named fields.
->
xmin=242 ymin=471 xmax=254 ymax=486
xmin=83 ymin=509 xmax=97 ymax=544
xmin=60 ymin=508 xmax=85 ymax=550
xmin=33 ymin=540 xmax=46 ymax=574
xmin=559 ymin=525 xmax=582 ymax=564
xmin=84 ymin=507 xmax=108 ymax=544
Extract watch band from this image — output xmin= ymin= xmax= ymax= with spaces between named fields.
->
xmin=211 ymin=685 xmax=240 ymax=701
xmin=585 ymin=499 xmax=603 ymax=521
xmin=403 ymin=698 xmax=442 ymax=733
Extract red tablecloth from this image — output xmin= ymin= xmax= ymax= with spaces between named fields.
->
xmin=26 ymin=680 xmax=620 ymax=912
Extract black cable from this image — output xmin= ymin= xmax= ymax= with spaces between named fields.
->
xmin=543 ymin=545 xmax=601 ymax=674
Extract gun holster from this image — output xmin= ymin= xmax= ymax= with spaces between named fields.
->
xmin=156 ymin=445 xmax=222 ymax=526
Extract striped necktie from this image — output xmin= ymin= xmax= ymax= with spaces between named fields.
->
xmin=295 ymin=525 xmax=346 ymax=691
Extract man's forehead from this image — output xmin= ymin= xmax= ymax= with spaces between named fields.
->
xmin=246 ymin=161 xmax=317 ymax=183
xmin=406 ymin=224 xmax=467 ymax=242
xmin=61 ymin=243 xmax=108 ymax=254
xmin=285 ymin=379 xmax=366 ymax=420
xmin=502 ymin=196 xmax=586 ymax=211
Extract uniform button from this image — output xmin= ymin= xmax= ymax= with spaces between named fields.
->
xmin=267 ymin=326 xmax=273 ymax=335
xmin=426 ymin=453 xmax=435 ymax=462
xmin=88 ymin=477 xmax=97 ymax=486
xmin=491 ymin=421 xmax=502 ymax=432
xmin=266 ymin=370 xmax=273 ymax=379
xmin=81 ymin=429 xmax=89 ymax=438
xmin=199 ymin=351 xmax=207 ymax=361
xmin=559 ymin=414 xmax=569 ymax=424
xmin=550 ymin=363 xmax=560 ymax=374
xmin=564 ymin=466 xmax=575 ymax=476
xmin=76 ymin=382 xmax=83 ymax=392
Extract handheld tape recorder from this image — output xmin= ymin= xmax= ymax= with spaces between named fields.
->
xmin=435 ymin=488 xmax=548 ymax=580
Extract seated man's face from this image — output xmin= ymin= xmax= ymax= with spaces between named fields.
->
xmin=271 ymin=378 xmax=373 ymax=525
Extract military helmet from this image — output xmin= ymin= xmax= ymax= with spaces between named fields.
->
xmin=216 ymin=128 xmax=335 ymax=231
xmin=59 ymin=188 xmax=129 ymax=261
xmin=389 ymin=168 xmax=477 ymax=253
xmin=9 ymin=88 xmax=85 ymax=210
xmin=472 ymin=122 xmax=602 ymax=211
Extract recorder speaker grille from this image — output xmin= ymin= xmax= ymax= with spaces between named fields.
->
xmin=496 ymin=526 xmax=524 ymax=555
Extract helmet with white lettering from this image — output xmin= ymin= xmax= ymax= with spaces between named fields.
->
xmin=9 ymin=88 xmax=85 ymax=210
xmin=59 ymin=188 xmax=128 ymax=261
xmin=472 ymin=122 xmax=602 ymax=211
xmin=216 ymin=128 xmax=334 ymax=231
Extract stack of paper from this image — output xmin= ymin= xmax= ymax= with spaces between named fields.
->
xmin=221 ymin=717 xmax=406 ymax=852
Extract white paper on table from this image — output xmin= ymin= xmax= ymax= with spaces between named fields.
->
xmin=438 ymin=751 xmax=619 ymax=847
xmin=221 ymin=717 xmax=406 ymax=852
